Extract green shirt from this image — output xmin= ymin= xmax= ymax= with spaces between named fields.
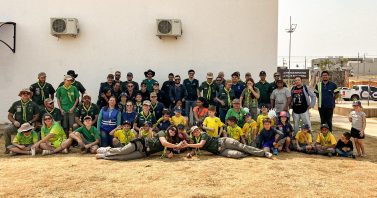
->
xmin=142 ymin=79 xmax=158 ymax=92
xmin=56 ymin=85 xmax=80 ymax=112
xmin=135 ymin=111 xmax=156 ymax=128
xmin=13 ymin=131 xmax=38 ymax=145
xmin=41 ymin=122 xmax=67 ymax=142
xmin=75 ymin=126 xmax=100 ymax=143
xmin=225 ymin=108 xmax=248 ymax=127
xmin=75 ymin=103 xmax=100 ymax=122
xmin=29 ymin=82 xmax=55 ymax=106
xmin=255 ymin=81 xmax=272 ymax=106
xmin=39 ymin=107 xmax=63 ymax=122
xmin=8 ymin=100 xmax=40 ymax=124
xmin=217 ymin=88 xmax=235 ymax=109
xmin=240 ymin=88 xmax=259 ymax=109
xmin=145 ymin=131 xmax=165 ymax=154
xmin=59 ymin=80 xmax=86 ymax=94
xmin=201 ymin=132 xmax=220 ymax=154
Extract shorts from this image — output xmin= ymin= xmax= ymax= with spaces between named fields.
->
xmin=51 ymin=139 xmax=65 ymax=149
xmin=350 ymin=128 xmax=365 ymax=139
xmin=7 ymin=144 xmax=32 ymax=150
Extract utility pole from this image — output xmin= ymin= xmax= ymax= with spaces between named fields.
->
xmin=285 ymin=16 xmax=297 ymax=86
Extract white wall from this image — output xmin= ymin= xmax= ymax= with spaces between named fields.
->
xmin=0 ymin=0 xmax=278 ymax=123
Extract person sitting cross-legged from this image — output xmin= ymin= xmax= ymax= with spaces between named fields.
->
xmin=69 ymin=116 xmax=100 ymax=154
xmin=7 ymin=123 xmax=38 ymax=156
xmin=315 ymin=124 xmax=337 ymax=157
xmin=292 ymin=124 xmax=315 ymax=153
xmin=335 ymin=132 xmax=355 ymax=158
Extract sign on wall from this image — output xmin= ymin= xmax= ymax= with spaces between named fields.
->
xmin=277 ymin=67 xmax=309 ymax=79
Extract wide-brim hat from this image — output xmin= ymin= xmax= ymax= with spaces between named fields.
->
xmin=18 ymin=122 xmax=34 ymax=132
xmin=67 ymin=70 xmax=78 ymax=78
xmin=144 ymin=69 xmax=155 ymax=77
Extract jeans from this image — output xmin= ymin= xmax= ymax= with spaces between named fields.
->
xmin=103 ymin=141 xmax=146 ymax=161
xmin=4 ymin=124 xmax=18 ymax=149
xmin=185 ymin=100 xmax=196 ymax=125
xmin=318 ymin=107 xmax=334 ymax=132
xmin=62 ymin=112 xmax=75 ymax=131
xmin=218 ymin=137 xmax=266 ymax=158
xmin=336 ymin=148 xmax=353 ymax=157
xmin=292 ymin=110 xmax=311 ymax=134
xmin=219 ymin=108 xmax=229 ymax=123
xmin=100 ymin=130 xmax=113 ymax=147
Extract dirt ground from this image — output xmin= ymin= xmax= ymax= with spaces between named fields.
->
xmin=0 ymin=123 xmax=376 ymax=198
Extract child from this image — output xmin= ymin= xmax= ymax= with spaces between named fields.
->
xmin=171 ymin=108 xmax=187 ymax=127
xmin=256 ymin=105 xmax=275 ymax=133
xmin=276 ymin=111 xmax=294 ymax=152
xmin=202 ymin=105 xmax=225 ymax=137
xmin=293 ymin=124 xmax=314 ymax=153
xmin=348 ymin=100 xmax=366 ymax=157
xmin=134 ymin=93 xmax=143 ymax=114
xmin=336 ymin=132 xmax=355 ymax=158
xmin=225 ymin=116 xmax=245 ymax=144
xmin=154 ymin=109 xmax=173 ymax=131
xmin=7 ymin=123 xmax=38 ymax=156
xmin=109 ymin=120 xmax=136 ymax=148
xmin=138 ymin=121 xmax=154 ymax=138
xmin=258 ymin=118 xmax=283 ymax=155
xmin=70 ymin=116 xmax=101 ymax=153
xmin=315 ymin=124 xmax=337 ymax=156
xmin=242 ymin=113 xmax=257 ymax=146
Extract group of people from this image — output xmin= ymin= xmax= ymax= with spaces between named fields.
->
xmin=4 ymin=68 xmax=367 ymax=161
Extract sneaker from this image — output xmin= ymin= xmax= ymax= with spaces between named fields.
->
xmin=272 ymin=148 xmax=279 ymax=155
xmin=31 ymin=148 xmax=36 ymax=156
xmin=95 ymin=154 xmax=105 ymax=159
xmin=62 ymin=148 xmax=68 ymax=154
xmin=264 ymin=152 xmax=273 ymax=158
xmin=96 ymin=147 xmax=111 ymax=154
xmin=42 ymin=150 xmax=52 ymax=156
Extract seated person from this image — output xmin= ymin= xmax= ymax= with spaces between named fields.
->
xmin=121 ymin=101 xmax=137 ymax=125
xmin=275 ymin=111 xmax=294 ymax=152
xmin=293 ymin=124 xmax=314 ymax=153
xmin=336 ymin=132 xmax=354 ymax=158
xmin=138 ymin=122 xmax=154 ymax=138
xmin=74 ymin=94 xmax=99 ymax=130
xmin=7 ymin=123 xmax=38 ymax=156
xmin=184 ymin=126 xmax=273 ymax=159
xmin=225 ymin=116 xmax=245 ymax=144
xmin=171 ymin=108 xmax=187 ymax=127
xmin=154 ymin=109 xmax=173 ymax=131
xmin=69 ymin=116 xmax=100 ymax=154
xmin=109 ymin=120 xmax=136 ymax=148
xmin=39 ymin=98 xmax=62 ymax=126
xmin=33 ymin=113 xmax=73 ymax=155
xmin=315 ymin=124 xmax=337 ymax=156
xmin=134 ymin=93 xmax=143 ymax=114
xmin=242 ymin=113 xmax=257 ymax=146
xmin=258 ymin=118 xmax=283 ymax=155
xmin=193 ymin=97 xmax=208 ymax=125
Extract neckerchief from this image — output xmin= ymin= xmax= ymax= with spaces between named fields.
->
xmin=206 ymin=81 xmax=212 ymax=100
xmin=63 ymin=85 xmax=74 ymax=103
xmin=224 ymin=88 xmax=231 ymax=108
xmin=37 ymin=81 xmax=46 ymax=101
xmin=83 ymin=103 xmax=92 ymax=115
xmin=21 ymin=100 xmax=30 ymax=122
xmin=45 ymin=107 xmax=55 ymax=115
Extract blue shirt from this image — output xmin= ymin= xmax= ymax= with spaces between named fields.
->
xmin=315 ymin=81 xmax=339 ymax=108
xmin=231 ymin=83 xmax=245 ymax=99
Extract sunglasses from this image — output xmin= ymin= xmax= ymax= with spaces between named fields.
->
xmin=44 ymin=117 xmax=52 ymax=120
xmin=21 ymin=92 xmax=30 ymax=95
xmin=151 ymin=96 xmax=157 ymax=98
xmin=274 ymin=75 xmax=280 ymax=77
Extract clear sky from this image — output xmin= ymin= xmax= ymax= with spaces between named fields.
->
xmin=278 ymin=0 xmax=377 ymax=61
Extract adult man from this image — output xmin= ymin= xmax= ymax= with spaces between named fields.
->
xmin=199 ymin=72 xmax=218 ymax=106
xmin=74 ymin=94 xmax=99 ymax=129
xmin=152 ymin=82 xmax=166 ymax=106
xmin=150 ymin=92 xmax=165 ymax=120
xmin=244 ymin=72 xmax=252 ymax=83
xmin=291 ymin=76 xmax=316 ymax=133
xmin=98 ymin=74 xmax=114 ymax=101
xmin=215 ymin=80 xmax=235 ymax=122
xmin=29 ymin=72 xmax=55 ymax=106
xmin=56 ymin=75 xmax=80 ymax=132
xmin=217 ymin=71 xmax=226 ymax=86
xmin=39 ymin=98 xmax=62 ymax=125
xmin=161 ymin=73 xmax=175 ymax=107
xmin=112 ymin=82 xmax=122 ymax=102
xmin=169 ymin=75 xmax=187 ymax=108
xmin=124 ymin=81 xmax=137 ymax=103
xmin=255 ymin=71 xmax=272 ymax=108
xmin=183 ymin=69 xmax=199 ymax=124
xmin=270 ymin=78 xmax=291 ymax=115
xmin=231 ymin=72 xmax=245 ymax=99
xmin=121 ymin=72 xmax=139 ymax=92
xmin=270 ymin=72 xmax=287 ymax=91
xmin=314 ymin=71 xmax=340 ymax=132
xmin=59 ymin=70 xmax=86 ymax=95
xmin=114 ymin=71 xmax=122 ymax=84
xmin=138 ymin=82 xmax=150 ymax=102
xmin=142 ymin=69 xmax=158 ymax=93
xmin=4 ymin=88 xmax=39 ymax=153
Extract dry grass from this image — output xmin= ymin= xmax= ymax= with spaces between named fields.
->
xmin=1 ymin=122 xmax=377 ymax=198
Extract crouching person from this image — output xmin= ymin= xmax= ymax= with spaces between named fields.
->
xmin=259 ymin=118 xmax=283 ymax=155
xmin=33 ymin=113 xmax=72 ymax=155
xmin=184 ymin=126 xmax=273 ymax=159
xmin=7 ymin=123 xmax=38 ymax=156
xmin=69 ymin=116 xmax=100 ymax=154
xmin=335 ymin=132 xmax=354 ymax=158
xmin=315 ymin=124 xmax=336 ymax=156
xmin=293 ymin=124 xmax=315 ymax=153
xmin=109 ymin=120 xmax=136 ymax=148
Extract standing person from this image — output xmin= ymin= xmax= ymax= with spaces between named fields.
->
xmin=56 ymin=75 xmax=80 ymax=132
xmin=138 ymin=82 xmax=150 ymax=102
xmin=314 ymin=71 xmax=340 ymax=132
xmin=270 ymin=72 xmax=287 ymax=91
xmin=270 ymin=78 xmax=291 ymax=115
xmin=133 ymin=100 xmax=156 ymax=132
xmin=4 ymin=88 xmax=39 ymax=153
xmin=240 ymin=78 xmax=260 ymax=120
xmin=98 ymin=74 xmax=114 ymax=100
xmin=152 ymin=82 xmax=166 ymax=106
xmin=161 ymin=73 xmax=175 ymax=108
xmin=169 ymin=75 xmax=187 ymax=109
xmin=215 ymin=80 xmax=235 ymax=122
xmin=97 ymin=96 xmax=121 ymax=147
xmin=230 ymin=72 xmax=245 ymax=99
xmin=114 ymin=71 xmax=122 ymax=84
xmin=244 ymin=72 xmax=252 ymax=84
xmin=29 ymin=72 xmax=55 ymax=107
xmin=183 ymin=69 xmax=200 ymax=125
xmin=97 ymin=87 xmax=112 ymax=109
xmin=291 ymin=76 xmax=316 ymax=133
xmin=255 ymin=71 xmax=272 ymax=108
xmin=142 ymin=69 xmax=158 ymax=93
xmin=225 ymin=99 xmax=248 ymax=128
xmin=121 ymin=101 xmax=137 ymax=125
xmin=150 ymin=92 xmax=164 ymax=120
xmin=112 ymin=82 xmax=122 ymax=102
xmin=39 ymin=98 xmax=62 ymax=125
xmin=59 ymin=70 xmax=86 ymax=96
xmin=215 ymin=76 xmax=224 ymax=90
xmin=348 ymin=100 xmax=366 ymax=157
xmin=70 ymin=116 xmax=100 ymax=154
xmin=74 ymin=94 xmax=99 ymax=129
xmin=124 ymin=82 xmax=137 ymax=103
xmin=193 ymin=97 xmax=209 ymax=125
xmin=121 ymin=72 xmax=139 ymax=92
xmin=217 ymin=71 xmax=226 ymax=86
xmin=7 ymin=123 xmax=38 ymax=156
xmin=199 ymin=72 xmax=218 ymax=106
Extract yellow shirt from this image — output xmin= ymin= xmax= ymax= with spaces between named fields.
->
xmin=242 ymin=120 xmax=257 ymax=136
xmin=203 ymin=116 xmax=225 ymax=137
xmin=316 ymin=132 xmax=337 ymax=147
xmin=113 ymin=129 xmax=135 ymax=144
xmin=139 ymin=129 xmax=153 ymax=138
xmin=227 ymin=125 xmax=243 ymax=141
xmin=171 ymin=115 xmax=186 ymax=126
xmin=295 ymin=131 xmax=312 ymax=144
xmin=256 ymin=114 xmax=275 ymax=133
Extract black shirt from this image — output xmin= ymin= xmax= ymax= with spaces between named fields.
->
xmin=336 ymin=139 xmax=353 ymax=151
xmin=183 ymin=78 xmax=199 ymax=101
xmin=291 ymin=86 xmax=308 ymax=114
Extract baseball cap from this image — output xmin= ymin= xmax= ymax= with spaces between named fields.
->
xmin=44 ymin=98 xmax=54 ymax=104
xmin=83 ymin=115 xmax=92 ymax=121
xmin=127 ymin=72 xmax=133 ymax=77
xmin=64 ymin=75 xmax=73 ymax=81
xmin=259 ymin=71 xmax=266 ymax=76
xmin=143 ymin=100 xmax=151 ymax=106
xmin=150 ymin=92 xmax=157 ymax=97
xmin=279 ymin=111 xmax=288 ymax=117
xmin=320 ymin=124 xmax=329 ymax=129
xmin=352 ymin=100 xmax=362 ymax=107
xmin=301 ymin=124 xmax=310 ymax=129
xmin=191 ymin=126 xmax=199 ymax=131
xmin=206 ymin=72 xmax=214 ymax=79
xmin=232 ymin=99 xmax=240 ymax=104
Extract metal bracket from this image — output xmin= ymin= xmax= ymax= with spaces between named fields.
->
xmin=0 ymin=22 xmax=16 ymax=53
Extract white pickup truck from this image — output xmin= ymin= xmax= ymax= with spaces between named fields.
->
xmin=341 ymin=85 xmax=377 ymax=101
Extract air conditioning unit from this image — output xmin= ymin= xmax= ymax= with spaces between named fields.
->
xmin=50 ymin=18 xmax=79 ymax=37
xmin=156 ymin=19 xmax=182 ymax=39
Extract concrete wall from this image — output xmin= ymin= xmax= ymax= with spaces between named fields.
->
xmin=0 ymin=0 xmax=278 ymax=123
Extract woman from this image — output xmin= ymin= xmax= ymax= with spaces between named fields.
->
xmin=32 ymin=113 xmax=73 ymax=155
xmin=97 ymin=96 xmax=121 ymax=147
xmin=184 ymin=126 xmax=272 ymax=159
xmin=96 ymin=125 xmax=183 ymax=160
xmin=121 ymin=101 xmax=137 ymax=125
xmin=193 ymin=97 xmax=209 ymax=125
xmin=240 ymin=78 xmax=260 ymax=120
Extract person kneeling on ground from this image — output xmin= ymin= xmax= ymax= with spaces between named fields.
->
xmin=315 ymin=124 xmax=336 ymax=156
xmin=109 ymin=120 xmax=136 ymax=148
xmin=183 ymin=126 xmax=273 ymax=159
xmin=33 ymin=113 xmax=73 ymax=155
xmin=69 ymin=116 xmax=100 ymax=154
xmin=7 ymin=123 xmax=38 ymax=156
xmin=293 ymin=124 xmax=315 ymax=153
xmin=96 ymin=125 xmax=183 ymax=161
xmin=335 ymin=132 xmax=355 ymax=158
xmin=258 ymin=118 xmax=283 ymax=155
